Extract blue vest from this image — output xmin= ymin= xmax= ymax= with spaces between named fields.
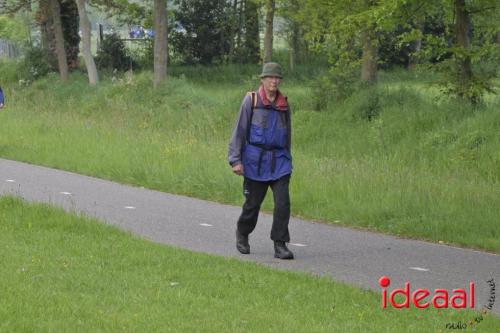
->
xmin=242 ymin=93 xmax=292 ymax=181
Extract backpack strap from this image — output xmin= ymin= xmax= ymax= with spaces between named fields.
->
xmin=246 ymin=91 xmax=257 ymax=142
xmin=246 ymin=91 xmax=257 ymax=111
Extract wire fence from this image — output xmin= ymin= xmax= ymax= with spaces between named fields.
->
xmin=0 ymin=39 xmax=21 ymax=59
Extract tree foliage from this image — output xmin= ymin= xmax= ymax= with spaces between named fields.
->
xmin=170 ymin=0 xmax=261 ymax=65
xmin=90 ymin=0 xmax=151 ymax=26
xmin=2 ymin=0 xmax=498 ymax=98
xmin=0 ymin=14 xmax=29 ymax=42
xmin=170 ymin=0 xmax=233 ymax=64
xmin=282 ymin=0 xmax=499 ymax=104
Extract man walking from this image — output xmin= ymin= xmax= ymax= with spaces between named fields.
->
xmin=228 ymin=62 xmax=294 ymax=260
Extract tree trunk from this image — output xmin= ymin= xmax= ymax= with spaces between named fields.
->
xmin=360 ymin=29 xmax=377 ymax=83
xmin=263 ymin=0 xmax=275 ymax=63
xmin=228 ymin=0 xmax=238 ymax=62
xmin=76 ymin=0 xmax=98 ymax=85
xmin=24 ymin=0 xmax=33 ymax=46
xmin=244 ymin=0 xmax=260 ymax=63
xmin=285 ymin=0 xmax=302 ymax=72
xmin=49 ymin=0 xmax=68 ymax=81
xmin=60 ymin=0 xmax=80 ymax=70
xmin=38 ymin=0 xmax=57 ymax=69
xmin=153 ymin=0 xmax=168 ymax=87
xmin=454 ymin=0 xmax=472 ymax=90
xmin=235 ymin=0 xmax=245 ymax=63
xmin=289 ymin=23 xmax=299 ymax=72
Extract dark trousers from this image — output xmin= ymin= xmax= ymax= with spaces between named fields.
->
xmin=237 ymin=175 xmax=291 ymax=242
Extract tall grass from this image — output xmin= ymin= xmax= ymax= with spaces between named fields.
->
xmin=0 ymin=65 xmax=498 ymax=252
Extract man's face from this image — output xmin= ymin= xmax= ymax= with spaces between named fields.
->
xmin=262 ymin=76 xmax=281 ymax=93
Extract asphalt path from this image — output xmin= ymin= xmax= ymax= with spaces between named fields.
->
xmin=1 ymin=158 xmax=498 ymax=315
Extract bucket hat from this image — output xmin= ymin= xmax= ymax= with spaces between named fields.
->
xmin=259 ymin=62 xmax=283 ymax=78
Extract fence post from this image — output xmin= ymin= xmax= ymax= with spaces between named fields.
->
xmin=97 ymin=24 xmax=104 ymax=50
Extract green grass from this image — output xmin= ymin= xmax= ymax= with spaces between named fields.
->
xmin=1 ymin=195 xmax=498 ymax=332
xmin=0 ymin=65 xmax=498 ymax=252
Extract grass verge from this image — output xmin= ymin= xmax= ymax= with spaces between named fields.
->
xmin=1 ymin=195 xmax=498 ymax=332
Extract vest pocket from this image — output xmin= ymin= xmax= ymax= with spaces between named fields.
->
xmin=242 ymin=144 xmax=261 ymax=167
xmin=274 ymin=149 xmax=292 ymax=176
xmin=249 ymin=125 xmax=265 ymax=145
xmin=268 ymin=127 xmax=287 ymax=148
xmin=275 ymin=149 xmax=291 ymax=161
xmin=242 ymin=144 xmax=262 ymax=179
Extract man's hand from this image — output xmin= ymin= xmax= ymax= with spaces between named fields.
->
xmin=232 ymin=163 xmax=244 ymax=176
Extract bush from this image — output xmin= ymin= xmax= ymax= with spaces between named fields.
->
xmin=310 ymin=75 xmax=334 ymax=111
xmin=0 ymin=59 xmax=20 ymax=84
xmin=130 ymin=39 xmax=154 ymax=70
xmin=171 ymin=0 xmax=233 ymax=65
xmin=310 ymin=69 xmax=358 ymax=111
xmin=349 ymin=84 xmax=381 ymax=121
xmin=17 ymin=46 xmax=52 ymax=83
xmin=95 ymin=33 xmax=134 ymax=71
xmin=436 ymin=57 xmax=497 ymax=105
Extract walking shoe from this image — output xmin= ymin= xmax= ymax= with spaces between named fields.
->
xmin=236 ymin=230 xmax=250 ymax=254
xmin=274 ymin=241 xmax=294 ymax=260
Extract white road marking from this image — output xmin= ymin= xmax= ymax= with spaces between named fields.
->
xmin=124 ymin=206 xmax=136 ymax=209
xmin=290 ymin=243 xmax=307 ymax=247
xmin=199 ymin=223 xmax=213 ymax=227
xmin=5 ymin=179 xmax=16 ymax=183
xmin=60 ymin=192 xmax=72 ymax=195
xmin=410 ymin=267 xmax=430 ymax=272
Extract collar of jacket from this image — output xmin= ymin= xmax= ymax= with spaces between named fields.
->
xmin=258 ymin=85 xmax=288 ymax=111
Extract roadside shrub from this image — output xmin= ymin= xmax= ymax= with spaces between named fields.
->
xmin=436 ymin=54 xmax=498 ymax=105
xmin=0 ymin=59 xmax=20 ymax=84
xmin=95 ymin=33 xmax=134 ymax=71
xmin=440 ymin=65 xmax=496 ymax=106
xmin=17 ymin=46 xmax=52 ymax=83
xmin=310 ymin=75 xmax=334 ymax=111
xmin=171 ymin=0 xmax=233 ymax=65
xmin=349 ymin=84 xmax=381 ymax=121
xmin=310 ymin=68 xmax=359 ymax=111
xmin=130 ymin=38 xmax=154 ymax=70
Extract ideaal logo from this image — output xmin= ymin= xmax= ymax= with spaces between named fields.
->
xmin=378 ymin=276 xmax=496 ymax=330
xmin=379 ymin=276 xmax=475 ymax=309
xmin=445 ymin=278 xmax=496 ymax=330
